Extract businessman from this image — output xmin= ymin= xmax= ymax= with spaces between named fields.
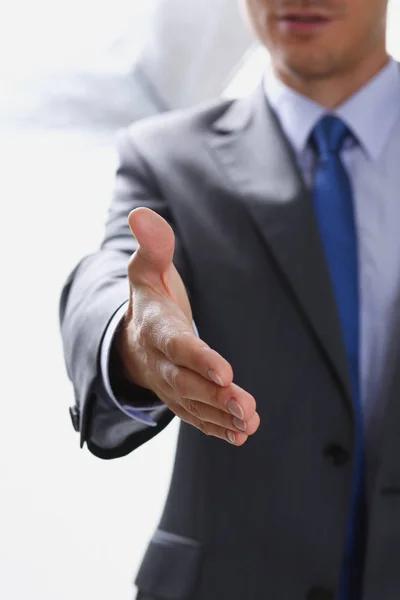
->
xmin=60 ymin=0 xmax=400 ymax=598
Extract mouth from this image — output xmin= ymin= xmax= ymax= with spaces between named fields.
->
xmin=278 ymin=12 xmax=333 ymax=34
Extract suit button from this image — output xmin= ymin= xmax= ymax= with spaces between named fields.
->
xmin=306 ymin=586 xmax=334 ymax=600
xmin=69 ymin=405 xmax=80 ymax=432
xmin=324 ymin=443 xmax=350 ymax=467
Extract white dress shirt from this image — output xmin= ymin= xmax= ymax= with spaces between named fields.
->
xmin=102 ymin=58 xmax=400 ymax=493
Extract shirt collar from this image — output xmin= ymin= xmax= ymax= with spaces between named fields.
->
xmin=264 ymin=58 xmax=400 ymax=160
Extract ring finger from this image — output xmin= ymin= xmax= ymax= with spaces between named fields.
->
xmin=168 ymin=399 xmax=250 ymax=446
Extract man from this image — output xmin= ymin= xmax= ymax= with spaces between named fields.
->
xmin=60 ymin=0 xmax=400 ymax=598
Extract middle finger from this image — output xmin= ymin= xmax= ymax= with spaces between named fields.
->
xmin=159 ymin=360 xmax=257 ymax=421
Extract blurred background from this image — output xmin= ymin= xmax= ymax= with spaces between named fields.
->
xmin=1 ymin=1 xmax=400 ymax=599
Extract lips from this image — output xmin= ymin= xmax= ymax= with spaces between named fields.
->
xmin=284 ymin=15 xmax=328 ymax=22
xmin=278 ymin=12 xmax=332 ymax=33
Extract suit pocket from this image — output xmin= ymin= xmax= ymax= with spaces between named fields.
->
xmin=135 ymin=529 xmax=202 ymax=599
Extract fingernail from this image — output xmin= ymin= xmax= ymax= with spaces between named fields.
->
xmin=227 ymin=431 xmax=236 ymax=444
xmin=227 ymin=399 xmax=244 ymax=420
xmin=208 ymin=369 xmax=223 ymax=386
xmin=233 ymin=417 xmax=247 ymax=432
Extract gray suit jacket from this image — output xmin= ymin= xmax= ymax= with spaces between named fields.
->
xmin=60 ymin=84 xmax=400 ymax=600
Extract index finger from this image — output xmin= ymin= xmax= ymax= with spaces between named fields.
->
xmin=161 ymin=330 xmax=233 ymax=387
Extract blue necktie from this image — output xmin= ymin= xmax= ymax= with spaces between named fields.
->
xmin=311 ymin=116 xmax=366 ymax=600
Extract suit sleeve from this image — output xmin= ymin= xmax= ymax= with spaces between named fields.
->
xmin=59 ymin=128 xmax=190 ymax=459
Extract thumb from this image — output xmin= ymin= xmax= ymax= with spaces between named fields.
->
xmin=128 ymin=207 xmax=175 ymax=287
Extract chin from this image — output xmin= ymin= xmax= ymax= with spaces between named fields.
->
xmin=277 ymin=49 xmax=342 ymax=81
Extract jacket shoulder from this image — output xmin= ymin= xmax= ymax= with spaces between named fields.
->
xmin=123 ymin=96 xmax=235 ymax=150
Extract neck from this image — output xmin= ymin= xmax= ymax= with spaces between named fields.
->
xmin=274 ymin=47 xmax=389 ymax=108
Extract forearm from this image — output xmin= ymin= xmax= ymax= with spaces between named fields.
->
xmin=60 ymin=249 xmax=173 ymax=457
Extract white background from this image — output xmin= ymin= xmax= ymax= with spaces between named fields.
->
xmin=1 ymin=2 xmax=400 ymax=599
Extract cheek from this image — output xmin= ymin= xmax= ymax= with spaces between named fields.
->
xmin=255 ymin=11 xmax=277 ymax=51
xmin=336 ymin=14 xmax=376 ymax=54
xmin=247 ymin=0 xmax=271 ymax=39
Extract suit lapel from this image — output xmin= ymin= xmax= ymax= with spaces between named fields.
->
xmin=208 ymin=84 xmax=352 ymax=408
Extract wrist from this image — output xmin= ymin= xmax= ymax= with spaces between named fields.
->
xmin=113 ymin=313 xmax=149 ymax=390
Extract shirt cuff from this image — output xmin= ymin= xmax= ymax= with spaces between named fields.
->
xmin=100 ymin=301 xmax=161 ymax=427
xmin=192 ymin=319 xmax=199 ymax=337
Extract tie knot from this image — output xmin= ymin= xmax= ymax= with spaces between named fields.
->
xmin=312 ymin=115 xmax=351 ymax=157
